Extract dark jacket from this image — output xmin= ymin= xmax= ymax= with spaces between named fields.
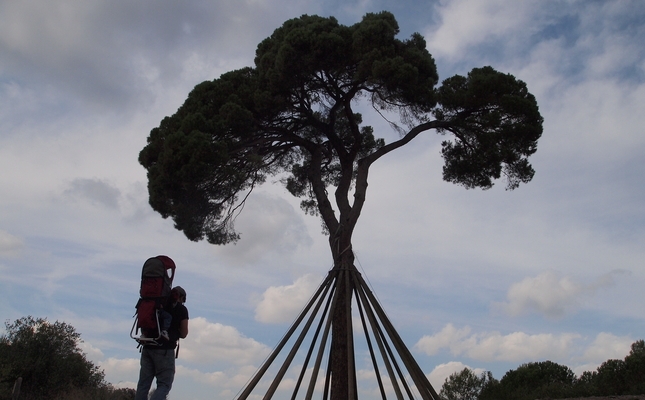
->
xmin=148 ymin=302 xmax=188 ymax=350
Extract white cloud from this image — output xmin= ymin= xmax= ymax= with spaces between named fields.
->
xmin=581 ymin=332 xmax=634 ymax=364
xmin=179 ymin=317 xmax=271 ymax=365
xmin=0 ymin=0 xmax=319 ymax=112
xmin=569 ymin=332 xmax=635 ymax=376
xmin=575 ymin=2 xmax=645 ymax=80
xmin=216 ymin=192 xmax=313 ymax=265
xmin=414 ymin=324 xmax=472 ymax=356
xmin=78 ymin=340 xmax=105 ymax=362
xmin=176 ymin=365 xmax=231 ymax=387
xmin=0 ymin=230 xmax=23 ymax=257
xmin=64 ymin=316 xmax=134 ymax=338
xmin=254 ymin=274 xmax=322 ymax=324
xmin=425 ymin=0 xmax=544 ymax=60
xmin=65 ymin=178 xmax=121 ymax=209
xmin=496 ymin=271 xmax=618 ymax=318
xmin=415 ymin=324 xmax=581 ymax=362
xmin=99 ymin=357 xmax=140 ymax=389
xmin=427 ymin=361 xmax=486 ymax=391
xmin=173 ymin=363 xmax=328 ymax=399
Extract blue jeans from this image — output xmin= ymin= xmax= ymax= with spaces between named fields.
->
xmin=158 ymin=309 xmax=172 ymax=332
xmin=135 ymin=347 xmax=176 ymax=400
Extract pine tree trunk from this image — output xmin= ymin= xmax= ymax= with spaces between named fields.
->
xmin=329 ymin=248 xmax=357 ymax=400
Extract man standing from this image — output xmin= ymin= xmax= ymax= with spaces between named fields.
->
xmin=135 ymin=286 xmax=189 ymax=400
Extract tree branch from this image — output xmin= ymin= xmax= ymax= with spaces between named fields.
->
xmin=361 ymin=119 xmax=449 ymax=167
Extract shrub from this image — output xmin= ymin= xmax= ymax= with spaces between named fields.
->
xmin=0 ymin=316 xmax=108 ymax=399
xmin=439 ymin=368 xmax=496 ymax=400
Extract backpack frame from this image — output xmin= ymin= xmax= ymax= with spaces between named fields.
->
xmin=130 ymin=255 xmax=176 ymax=344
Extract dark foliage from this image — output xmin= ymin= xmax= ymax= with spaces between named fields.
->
xmin=478 ymin=361 xmax=576 ymax=400
xmin=434 ymin=66 xmax=542 ymax=190
xmin=444 ymin=340 xmax=645 ymax=400
xmin=575 ymin=340 xmax=645 ymax=396
xmin=0 ymin=316 xmax=132 ymax=400
xmin=139 ymin=11 xmax=542 ymax=246
xmin=440 ymin=368 xmax=496 ymax=400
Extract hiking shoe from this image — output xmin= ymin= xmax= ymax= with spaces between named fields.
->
xmin=160 ymin=330 xmax=169 ymax=341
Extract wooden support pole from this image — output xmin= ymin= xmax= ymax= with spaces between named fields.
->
xmin=12 ymin=377 xmax=22 ymax=400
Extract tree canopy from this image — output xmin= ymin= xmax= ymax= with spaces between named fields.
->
xmin=446 ymin=343 xmax=645 ymax=400
xmin=439 ymin=368 xmax=495 ymax=400
xmin=582 ymin=339 xmax=645 ymax=396
xmin=0 ymin=316 xmax=134 ymax=400
xmin=140 ymin=11 xmax=543 ymax=399
xmin=139 ymin=11 xmax=543 ymax=253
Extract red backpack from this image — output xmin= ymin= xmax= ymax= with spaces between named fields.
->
xmin=130 ymin=256 xmax=176 ymax=343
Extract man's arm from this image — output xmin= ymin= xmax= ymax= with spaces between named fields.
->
xmin=179 ymin=319 xmax=188 ymax=339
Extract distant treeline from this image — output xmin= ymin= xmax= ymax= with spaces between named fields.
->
xmin=440 ymin=340 xmax=645 ymax=400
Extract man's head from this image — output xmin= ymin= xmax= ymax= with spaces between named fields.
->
xmin=171 ymin=286 xmax=187 ymax=304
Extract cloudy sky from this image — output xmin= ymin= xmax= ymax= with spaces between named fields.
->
xmin=1 ymin=0 xmax=644 ymax=399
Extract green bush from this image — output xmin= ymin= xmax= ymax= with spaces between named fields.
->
xmin=0 ymin=316 xmax=133 ymax=400
xmin=479 ymin=361 xmax=576 ymax=400
xmin=450 ymin=340 xmax=645 ymax=400
xmin=582 ymin=340 xmax=645 ymax=396
xmin=440 ymin=368 xmax=496 ymax=400
xmin=623 ymin=340 xmax=645 ymax=394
